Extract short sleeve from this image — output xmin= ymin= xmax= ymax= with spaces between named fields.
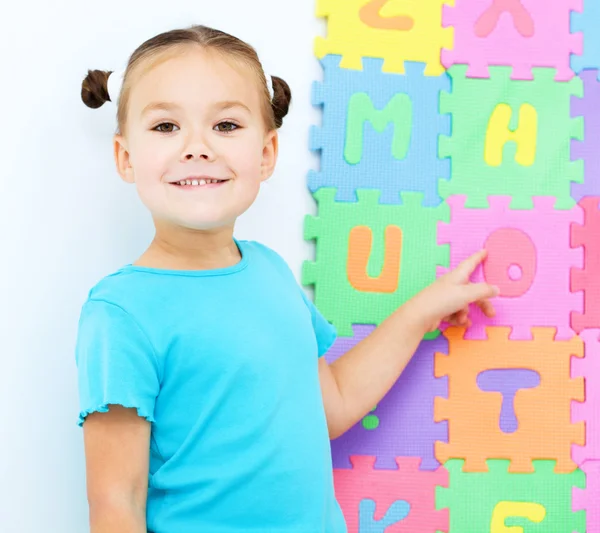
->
xmin=299 ymin=289 xmax=337 ymax=358
xmin=75 ymin=299 xmax=160 ymax=427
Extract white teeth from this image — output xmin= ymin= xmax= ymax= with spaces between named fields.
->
xmin=175 ymin=178 xmax=225 ymax=186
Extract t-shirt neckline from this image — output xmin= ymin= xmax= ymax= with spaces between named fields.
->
xmin=121 ymin=238 xmax=249 ymax=277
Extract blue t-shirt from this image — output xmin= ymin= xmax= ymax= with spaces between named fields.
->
xmin=75 ymin=239 xmax=347 ymax=533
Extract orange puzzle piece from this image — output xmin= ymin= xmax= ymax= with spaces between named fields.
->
xmin=434 ymin=326 xmax=585 ymax=473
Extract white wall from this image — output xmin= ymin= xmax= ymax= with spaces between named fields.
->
xmin=0 ymin=2 xmax=325 ymax=530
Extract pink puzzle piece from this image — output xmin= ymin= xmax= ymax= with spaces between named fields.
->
xmin=573 ymin=460 xmax=600 ymax=532
xmin=571 ymin=198 xmax=600 ymax=333
xmin=333 ymin=456 xmax=448 ymax=533
xmin=572 ymin=330 xmax=600 ymax=464
xmin=437 ymin=196 xmax=583 ymax=340
xmin=442 ymin=0 xmax=583 ymax=80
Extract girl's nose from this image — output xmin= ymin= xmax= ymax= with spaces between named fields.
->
xmin=184 ymin=152 xmax=210 ymax=160
xmin=181 ymin=133 xmax=216 ymax=161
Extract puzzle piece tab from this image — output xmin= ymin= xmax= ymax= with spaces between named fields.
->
xmin=573 ymin=460 xmax=600 ymax=533
xmin=571 ymin=197 xmax=600 ymax=332
xmin=438 ymin=66 xmax=584 ymax=209
xmin=309 ymin=55 xmax=450 ymax=205
xmin=314 ymin=0 xmax=452 ymax=75
xmin=572 ymin=330 xmax=600 ymax=464
xmin=334 ymin=455 xmax=448 ymax=533
xmin=571 ymin=70 xmax=600 ymax=200
xmin=302 ymin=188 xmax=449 ymax=336
xmin=437 ymin=459 xmax=586 ymax=533
xmin=571 ymin=0 xmax=600 ymax=74
xmin=442 ymin=0 xmax=583 ymax=80
xmin=434 ymin=327 xmax=584 ymax=473
xmin=437 ymin=195 xmax=583 ymax=340
xmin=327 ymin=327 xmax=448 ymax=471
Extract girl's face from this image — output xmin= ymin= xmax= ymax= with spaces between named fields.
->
xmin=114 ymin=47 xmax=277 ymax=231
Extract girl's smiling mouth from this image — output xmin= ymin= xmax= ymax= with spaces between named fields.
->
xmin=170 ymin=177 xmax=230 ymax=188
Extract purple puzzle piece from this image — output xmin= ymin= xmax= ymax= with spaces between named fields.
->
xmin=571 ymin=69 xmax=600 ymax=201
xmin=326 ymin=325 xmax=448 ymax=471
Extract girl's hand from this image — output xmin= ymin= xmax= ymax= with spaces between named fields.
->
xmin=408 ymin=249 xmax=499 ymax=333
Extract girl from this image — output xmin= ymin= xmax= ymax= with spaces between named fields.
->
xmin=77 ymin=24 xmax=498 ymax=533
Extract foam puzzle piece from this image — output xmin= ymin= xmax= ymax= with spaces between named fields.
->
xmin=442 ymin=0 xmax=583 ymax=80
xmin=571 ymin=0 xmax=600 ymax=74
xmin=571 ymin=197 xmax=600 ymax=333
xmin=437 ymin=459 xmax=586 ymax=532
xmin=302 ymin=188 xmax=449 ymax=336
xmin=314 ymin=0 xmax=453 ymax=75
xmin=434 ymin=327 xmax=585 ymax=473
xmin=437 ymin=195 xmax=583 ymax=340
xmin=438 ymin=65 xmax=584 ymax=209
xmin=333 ymin=455 xmax=448 ymax=533
xmin=571 ymin=69 xmax=600 ymax=200
xmin=573 ymin=460 xmax=600 ymax=532
xmin=309 ymin=55 xmax=450 ymax=205
xmin=572 ymin=330 xmax=600 ymax=464
xmin=327 ymin=326 xmax=448 ymax=471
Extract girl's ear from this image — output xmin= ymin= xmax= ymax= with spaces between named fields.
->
xmin=113 ymin=134 xmax=135 ymax=184
xmin=260 ymin=129 xmax=278 ymax=182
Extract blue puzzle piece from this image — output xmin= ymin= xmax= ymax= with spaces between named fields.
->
xmin=359 ymin=499 xmax=410 ymax=532
xmin=309 ymin=55 xmax=450 ymax=206
xmin=571 ymin=1 xmax=600 ymax=76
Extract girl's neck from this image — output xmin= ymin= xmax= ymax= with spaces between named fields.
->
xmin=133 ymin=224 xmax=241 ymax=271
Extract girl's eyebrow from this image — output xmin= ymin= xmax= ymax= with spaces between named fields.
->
xmin=212 ymin=100 xmax=251 ymax=113
xmin=141 ymin=102 xmax=181 ymax=117
xmin=141 ymin=100 xmax=251 ymax=117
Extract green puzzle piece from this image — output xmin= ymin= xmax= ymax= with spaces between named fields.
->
xmin=302 ymin=188 xmax=449 ymax=337
xmin=438 ymin=66 xmax=584 ymax=210
xmin=436 ymin=459 xmax=586 ymax=533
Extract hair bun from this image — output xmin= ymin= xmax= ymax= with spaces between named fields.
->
xmin=81 ymin=69 xmax=112 ymax=109
xmin=270 ymin=76 xmax=292 ymax=129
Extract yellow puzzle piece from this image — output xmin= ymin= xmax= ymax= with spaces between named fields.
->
xmin=315 ymin=0 xmax=454 ymax=75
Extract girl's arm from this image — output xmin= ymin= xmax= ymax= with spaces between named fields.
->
xmin=319 ymin=250 xmax=498 ymax=439
xmin=320 ymin=301 xmax=430 ymax=439
xmin=83 ymin=405 xmax=150 ymax=533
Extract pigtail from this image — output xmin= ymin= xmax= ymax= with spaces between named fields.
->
xmin=270 ymin=75 xmax=292 ymax=129
xmin=81 ymin=69 xmax=112 ymax=109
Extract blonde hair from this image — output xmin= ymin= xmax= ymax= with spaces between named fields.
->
xmin=81 ymin=24 xmax=292 ymax=133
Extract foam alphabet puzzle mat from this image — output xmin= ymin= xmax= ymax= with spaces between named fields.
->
xmin=305 ymin=1 xmax=600 ymax=531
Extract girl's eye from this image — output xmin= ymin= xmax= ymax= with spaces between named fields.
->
xmin=215 ymin=121 xmax=238 ymax=133
xmin=153 ymin=122 xmax=178 ymax=133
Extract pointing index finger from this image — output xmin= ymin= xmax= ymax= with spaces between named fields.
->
xmin=453 ymin=249 xmax=488 ymax=282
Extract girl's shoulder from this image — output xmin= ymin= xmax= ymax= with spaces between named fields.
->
xmin=84 ymin=265 xmax=142 ymax=303
xmin=239 ymin=239 xmax=290 ymax=269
